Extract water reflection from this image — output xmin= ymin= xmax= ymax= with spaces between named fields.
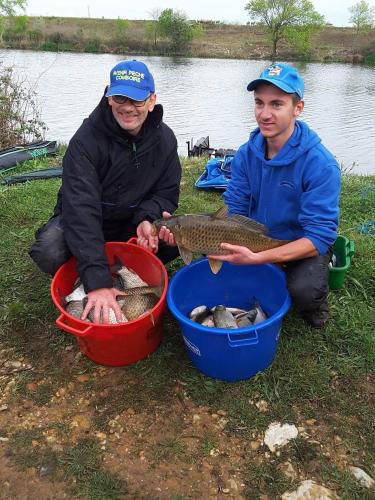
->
xmin=0 ymin=49 xmax=374 ymax=174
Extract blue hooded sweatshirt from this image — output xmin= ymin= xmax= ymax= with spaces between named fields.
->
xmin=223 ymin=120 xmax=341 ymax=255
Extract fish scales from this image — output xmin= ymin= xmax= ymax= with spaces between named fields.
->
xmin=120 ymin=294 xmax=159 ymax=321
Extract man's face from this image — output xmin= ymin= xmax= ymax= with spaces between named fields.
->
xmin=254 ymin=83 xmax=304 ymax=143
xmin=108 ymin=93 xmax=157 ymax=135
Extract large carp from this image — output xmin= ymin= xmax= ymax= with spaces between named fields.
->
xmin=152 ymin=206 xmax=291 ymax=274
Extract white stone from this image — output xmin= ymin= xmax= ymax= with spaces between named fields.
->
xmin=264 ymin=422 xmax=298 ymax=452
xmin=255 ymin=399 xmax=269 ymax=411
xmin=349 ymin=466 xmax=375 ymax=489
xmin=281 ymin=480 xmax=334 ymax=499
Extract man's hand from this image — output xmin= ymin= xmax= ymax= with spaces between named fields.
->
xmin=136 ymin=220 xmax=159 ymax=253
xmin=208 ymin=243 xmax=264 ymax=265
xmin=158 ymin=212 xmax=176 ymax=246
xmin=81 ymin=287 xmax=125 ymax=324
xmin=137 ymin=212 xmax=176 ymax=251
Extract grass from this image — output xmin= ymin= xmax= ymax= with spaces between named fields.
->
xmin=60 ymin=439 xmax=126 ymax=499
xmin=0 ymin=153 xmax=374 ymax=498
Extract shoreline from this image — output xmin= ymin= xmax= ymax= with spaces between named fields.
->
xmin=1 ymin=17 xmax=375 ymax=65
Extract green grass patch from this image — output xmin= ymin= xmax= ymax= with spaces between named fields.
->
xmin=0 ymin=153 xmax=374 ymax=498
xmin=60 ymin=439 xmax=126 ymax=499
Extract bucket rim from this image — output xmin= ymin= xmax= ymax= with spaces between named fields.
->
xmin=167 ymin=259 xmax=291 ymax=334
xmin=51 ymin=241 xmax=169 ymax=328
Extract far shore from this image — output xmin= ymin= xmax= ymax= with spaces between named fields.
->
xmin=1 ymin=16 xmax=375 ymax=64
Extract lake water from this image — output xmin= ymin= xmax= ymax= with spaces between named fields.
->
xmin=1 ymin=49 xmax=375 ymax=175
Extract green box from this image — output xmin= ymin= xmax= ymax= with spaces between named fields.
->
xmin=329 ymin=235 xmax=355 ymax=290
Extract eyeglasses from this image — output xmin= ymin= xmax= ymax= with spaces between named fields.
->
xmin=111 ymin=95 xmax=149 ymax=107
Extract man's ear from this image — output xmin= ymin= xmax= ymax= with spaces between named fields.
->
xmin=148 ymin=93 xmax=157 ymax=112
xmin=295 ymin=99 xmax=304 ymax=116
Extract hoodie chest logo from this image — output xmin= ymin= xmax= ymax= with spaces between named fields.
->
xmin=279 ymin=180 xmax=295 ymax=190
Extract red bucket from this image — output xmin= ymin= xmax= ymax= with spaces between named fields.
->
xmin=50 ymin=240 xmax=168 ymax=366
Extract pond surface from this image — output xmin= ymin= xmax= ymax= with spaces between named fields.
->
xmin=1 ymin=49 xmax=374 ymax=174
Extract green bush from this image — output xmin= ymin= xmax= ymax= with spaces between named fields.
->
xmin=0 ymin=65 xmax=47 ymax=148
xmin=27 ymin=29 xmax=43 ymax=43
xmin=40 ymin=41 xmax=58 ymax=51
xmin=84 ymin=39 xmax=100 ymax=53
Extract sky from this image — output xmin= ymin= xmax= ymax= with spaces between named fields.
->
xmin=24 ymin=0 xmax=368 ymax=27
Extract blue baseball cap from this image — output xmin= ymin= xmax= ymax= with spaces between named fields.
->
xmin=105 ymin=60 xmax=155 ymax=101
xmin=247 ymin=63 xmax=304 ymax=99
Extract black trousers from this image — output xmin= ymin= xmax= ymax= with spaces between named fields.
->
xmin=28 ymin=215 xmax=179 ymax=276
xmin=282 ymin=250 xmax=332 ymax=313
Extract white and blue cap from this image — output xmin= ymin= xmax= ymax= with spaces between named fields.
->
xmin=105 ymin=60 xmax=155 ymax=101
xmin=247 ymin=63 xmax=304 ymax=99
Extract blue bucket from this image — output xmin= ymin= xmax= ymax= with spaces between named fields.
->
xmin=167 ymin=259 xmax=291 ymax=381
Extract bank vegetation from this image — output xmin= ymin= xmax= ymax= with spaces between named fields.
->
xmin=1 ymin=15 xmax=375 ymax=64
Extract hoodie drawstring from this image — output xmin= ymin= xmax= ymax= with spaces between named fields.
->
xmin=132 ymin=142 xmax=140 ymax=169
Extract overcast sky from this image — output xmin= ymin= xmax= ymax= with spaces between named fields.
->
xmin=24 ymin=0 xmax=370 ymax=27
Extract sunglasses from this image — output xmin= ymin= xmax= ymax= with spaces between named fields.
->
xmin=111 ymin=95 xmax=149 ymax=107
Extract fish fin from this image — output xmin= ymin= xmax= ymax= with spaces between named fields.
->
xmin=229 ymin=215 xmax=268 ymax=234
xmin=210 ymin=205 xmax=229 ymax=220
xmin=208 ymin=258 xmax=223 ymax=274
xmin=211 ymin=206 xmax=269 ymax=234
xmin=178 ymin=245 xmax=193 ymax=265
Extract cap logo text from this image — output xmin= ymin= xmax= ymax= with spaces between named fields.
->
xmin=113 ymin=69 xmax=145 ymax=83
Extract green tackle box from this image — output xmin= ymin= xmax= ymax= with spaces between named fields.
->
xmin=329 ymin=235 xmax=355 ymax=290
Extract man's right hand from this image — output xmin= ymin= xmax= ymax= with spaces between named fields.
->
xmin=81 ymin=287 xmax=125 ymax=324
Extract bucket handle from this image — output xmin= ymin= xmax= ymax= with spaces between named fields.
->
xmin=227 ymin=330 xmax=259 ymax=348
xmin=127 ymin=237 xmax=154 ymax=255
xmin=56 ymin=314 xmax=93 ymax=337
xmin=347 ymin=239 xmax=355 ymax=258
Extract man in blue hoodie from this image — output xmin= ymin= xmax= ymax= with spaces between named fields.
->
xmin=209 ymin=63 xmax=340 ymax=328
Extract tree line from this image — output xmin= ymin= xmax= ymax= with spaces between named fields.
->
xmin=0 ymin=0 xmax=374 ymax=59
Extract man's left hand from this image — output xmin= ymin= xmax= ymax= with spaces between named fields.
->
xmin=136 ymin=212 xmax=176 ymax=252
xmin=136 ymin=220 xmax=159 ymax=253
xmin=208 ymin=243 xmax=263 ymax=265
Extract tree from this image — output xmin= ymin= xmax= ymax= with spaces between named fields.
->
xmin=158 ymin=8 xmax=203 ymax=54
xmin=115 ymin=18 xmax=129 ymax=42
xmin=146 ymin=7 xmax=161 ymax=48
xmin=0 ymin=0 xmax=27 ymax=45
xmin=348 ymin=0 xmax=375 ymax=33
xmin=245 ymin=0 xmax=325 ymax=59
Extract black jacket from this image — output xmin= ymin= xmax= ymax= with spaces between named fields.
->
xmin=54 ymin=94 xmax=181 ymax=292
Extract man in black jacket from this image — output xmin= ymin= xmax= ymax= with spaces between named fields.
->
xmin=29 ymin=60 xmax=181 ymax=324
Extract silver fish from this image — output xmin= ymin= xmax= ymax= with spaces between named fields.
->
xmin=235 ymin=309 xmax=258 ymax=327
xmin=65 ymin=283 xmax=86 ymax=303
xmin=81 ymin=296 xmax=128 ymax=324
xmin=189 ymin=305 xmax=212 ymax=324
xmin=201 ymin=314 xmax=215 ymax=327
xmin=213 ymin=305 xmax=238 ymax=329
xmin=65 ymin=300 xmax=88 ymax=321
xmin=111 ymin=256 xmax=148 ymax=289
